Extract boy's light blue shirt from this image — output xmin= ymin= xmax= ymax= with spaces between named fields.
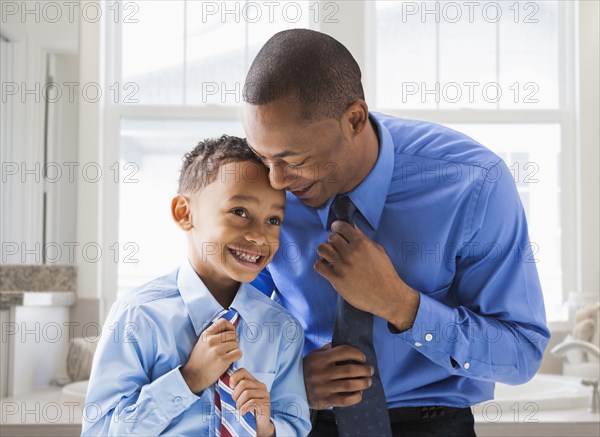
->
xmin=82 ymin=260 xmax=310 ymax=436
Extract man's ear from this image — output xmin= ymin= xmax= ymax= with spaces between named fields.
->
xmin=171 ymin=194 xmax=193 ymax=231
xmin=345 ymin=99 xmax=369 ymax=136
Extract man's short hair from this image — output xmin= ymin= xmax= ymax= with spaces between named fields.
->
xmin=177 ymin=135 xmax=261 ymax=194
xmin=243 ymin=29 xmax=365 ymax=121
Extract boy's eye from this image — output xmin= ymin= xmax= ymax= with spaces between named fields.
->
xmin=268 ymin=217 xmax=281 ymax=226
xmin=232 ymin=208 xmax=248 ymax=218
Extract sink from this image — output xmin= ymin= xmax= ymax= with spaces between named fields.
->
xmin=61 ymin=380 xmax=89 ymax=405
xmin=473 ymin=373 xmax=590 ymax=413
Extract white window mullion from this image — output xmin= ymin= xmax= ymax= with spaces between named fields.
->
xmin=435 ymin=19 xmax=440 ymax=110
xmin=101 ymin=11 xmax=124 ymax=318
xmin=559 ymin=1 xmax=578 ymax=302
xmin=380 ymin=109 xmax=565 ymax=124
xmin=183 ymin=0 xmax=188 ymax=105
xmin=364 ymin=0 xmax=377 ymax=108
xmin=244 ymin=0 xmax=250 ymax=74
xmin=495 ymin=19 xmax=500 ymax=110
xmin=116 ymin=105 xmax=242 ymax=120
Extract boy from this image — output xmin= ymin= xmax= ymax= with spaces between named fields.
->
xmin=82 ymin=135 xmax=311 ymax=436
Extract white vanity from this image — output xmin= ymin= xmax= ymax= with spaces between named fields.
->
xmin=1 ymin=265 xmax=83 ymax=436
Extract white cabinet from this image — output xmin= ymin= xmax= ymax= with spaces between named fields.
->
xmin=1 ymin=292 xmax=75 ymax=397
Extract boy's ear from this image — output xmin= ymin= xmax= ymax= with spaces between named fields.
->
xmin=171 ymin=194 xmax=193 ymax=231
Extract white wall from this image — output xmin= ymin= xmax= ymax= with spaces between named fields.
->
xmin=577 ymin=1 xmax=600 ymax=298
xmin=0 ymin=1 xmax=79 ymax=52
xmin=0 ymin=1 xmax=79 ymax=264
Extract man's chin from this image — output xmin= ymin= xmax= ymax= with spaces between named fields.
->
xmin=289 ymin=183 xmax=333 ymax=208
xmin=298 ymin=193 xmax=330 ymax=209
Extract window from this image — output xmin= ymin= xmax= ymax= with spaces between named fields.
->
xmin=113 ymin=1 xmax=311 ymax=297
xmin=375 ymin=1 xmax=560 ymax=109
xmin=369 ymin=0 xmax=572 ymax=321
xmin=118 ymin=118 xmax=244 ymax=294
xmin=120 ymin=0 xmax=311 ymax=105
xmin=111 ymin=0 xmax=575 ymax=320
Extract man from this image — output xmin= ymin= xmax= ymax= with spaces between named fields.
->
xmin=242 ymin=29 xmax=549 ymax=436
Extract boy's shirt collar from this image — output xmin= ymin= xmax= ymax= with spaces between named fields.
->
xmin=177 ymin=259 xmax=256 ymax=336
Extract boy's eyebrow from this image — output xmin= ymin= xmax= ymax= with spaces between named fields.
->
xmin=228 ymin=194 xmax=286 ymax=211
xmin=247 ymin=143 xmax=301 ymax=159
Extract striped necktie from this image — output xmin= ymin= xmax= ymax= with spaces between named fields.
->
xmin=213 ymin=308 xmax=257 ymax=437
xmin=330 ymin=194 xmax=392 ymax=436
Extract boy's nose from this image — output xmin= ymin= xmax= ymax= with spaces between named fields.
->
xmin=244 ymin=225 xmax=268 ymax=246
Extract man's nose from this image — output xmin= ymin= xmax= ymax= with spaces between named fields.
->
xmin=267 ymin=162 xmax=290 ymax=190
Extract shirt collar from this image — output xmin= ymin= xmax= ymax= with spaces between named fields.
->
xmin=317 ymin=112 xmax=395 ymax=230
xmin=177 ymin=259 xmax=257 ymax=336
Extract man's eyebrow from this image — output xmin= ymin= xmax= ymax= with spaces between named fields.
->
xmin=228 ymin=194 xmax=285 ymax=211
xmin=247 ymin=143 xmax=301 ymax=159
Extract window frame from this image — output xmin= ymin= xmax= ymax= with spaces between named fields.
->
xmin=362 ymin=1 xmax=578 ymax=327
xmin=95 ymin=0 xmax=579 ymax=328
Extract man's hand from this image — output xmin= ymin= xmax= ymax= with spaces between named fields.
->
xmin=315 ymin=220 xmax=420 ymax=330
xmin=180 ymin=318 xmax=242 ymax=393
xmin=230 ymin=368 xmax=275 ymax=437
xmin=303 ymin=343 xmax=374 ymax=409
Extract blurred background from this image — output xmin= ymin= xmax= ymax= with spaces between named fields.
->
xmin=0 ymin=1 xmax=598 ymax=435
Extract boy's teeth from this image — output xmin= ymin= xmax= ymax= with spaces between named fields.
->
xmin=233 ymin=249 xmax=260 ymax=263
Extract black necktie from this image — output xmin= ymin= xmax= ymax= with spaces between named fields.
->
xmin=330 ymin=194 xmax=392 ymax=436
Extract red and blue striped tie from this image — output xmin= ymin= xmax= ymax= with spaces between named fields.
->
xmin=213 ymin=308 xmax=257 ymax=437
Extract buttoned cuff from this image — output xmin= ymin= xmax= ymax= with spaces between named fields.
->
xmin=387 ymin=293 xmax=470 ymax=369
xmin=147 ymin=365 xmax=201 ymax=420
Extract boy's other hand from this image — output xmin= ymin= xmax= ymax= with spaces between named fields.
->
xmin=230 ymin=368 xmax=275 ymax=437
xmin=180 ymin=318 xmax=242 ymax=394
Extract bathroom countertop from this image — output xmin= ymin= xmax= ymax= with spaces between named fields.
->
xmin=0 ymin=265 xmax=76 ymax=292
xmin=474 ymin=408 xmax=600 ymax=436
xmin=1 ymin=387 xmax=83 ymax=436
xmin=2 ymin=388 xmax=598 ymax=437
xmin=0 ymin=264 xmax=77 ymax=310
xmin=0 ymin=291 xmax=76 ymax=309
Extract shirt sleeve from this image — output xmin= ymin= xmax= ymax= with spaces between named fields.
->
xmin=391 ymin=160 xmax=550 ymax=385
xmin=270 ymin=316 xmax=312 ymax=437
xmin=81 ymin=302 xmax=200 ymax=436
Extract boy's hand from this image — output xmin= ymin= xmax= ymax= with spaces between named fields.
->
xmin=230 ymin=368 xmax=275 ymax=437
xmin=180 ymin=318 xmax=242 ymax=393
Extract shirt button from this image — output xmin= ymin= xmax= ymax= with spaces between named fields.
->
xmin=173 ymin=396 xmax=183 ymax=404
xmin=424 ymin=333 xmax=433 ymax=342
xmin=464 ymin=362 xmax=470 ymax=370
xmin=414 ymin=342 xmax=423 ymax=347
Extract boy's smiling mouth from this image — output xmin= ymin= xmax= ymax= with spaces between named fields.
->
xmin=226 ymin=246 xmax=267 ymax=268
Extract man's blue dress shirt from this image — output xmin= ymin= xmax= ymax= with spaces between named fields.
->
xmin=252 ymin=112 xmax=550 ymax=409
xmin=83 ymin=260 xmax=311 ymax=436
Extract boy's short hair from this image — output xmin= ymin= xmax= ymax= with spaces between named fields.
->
xmin=178 ymin=135 xmax=262 ymax=194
